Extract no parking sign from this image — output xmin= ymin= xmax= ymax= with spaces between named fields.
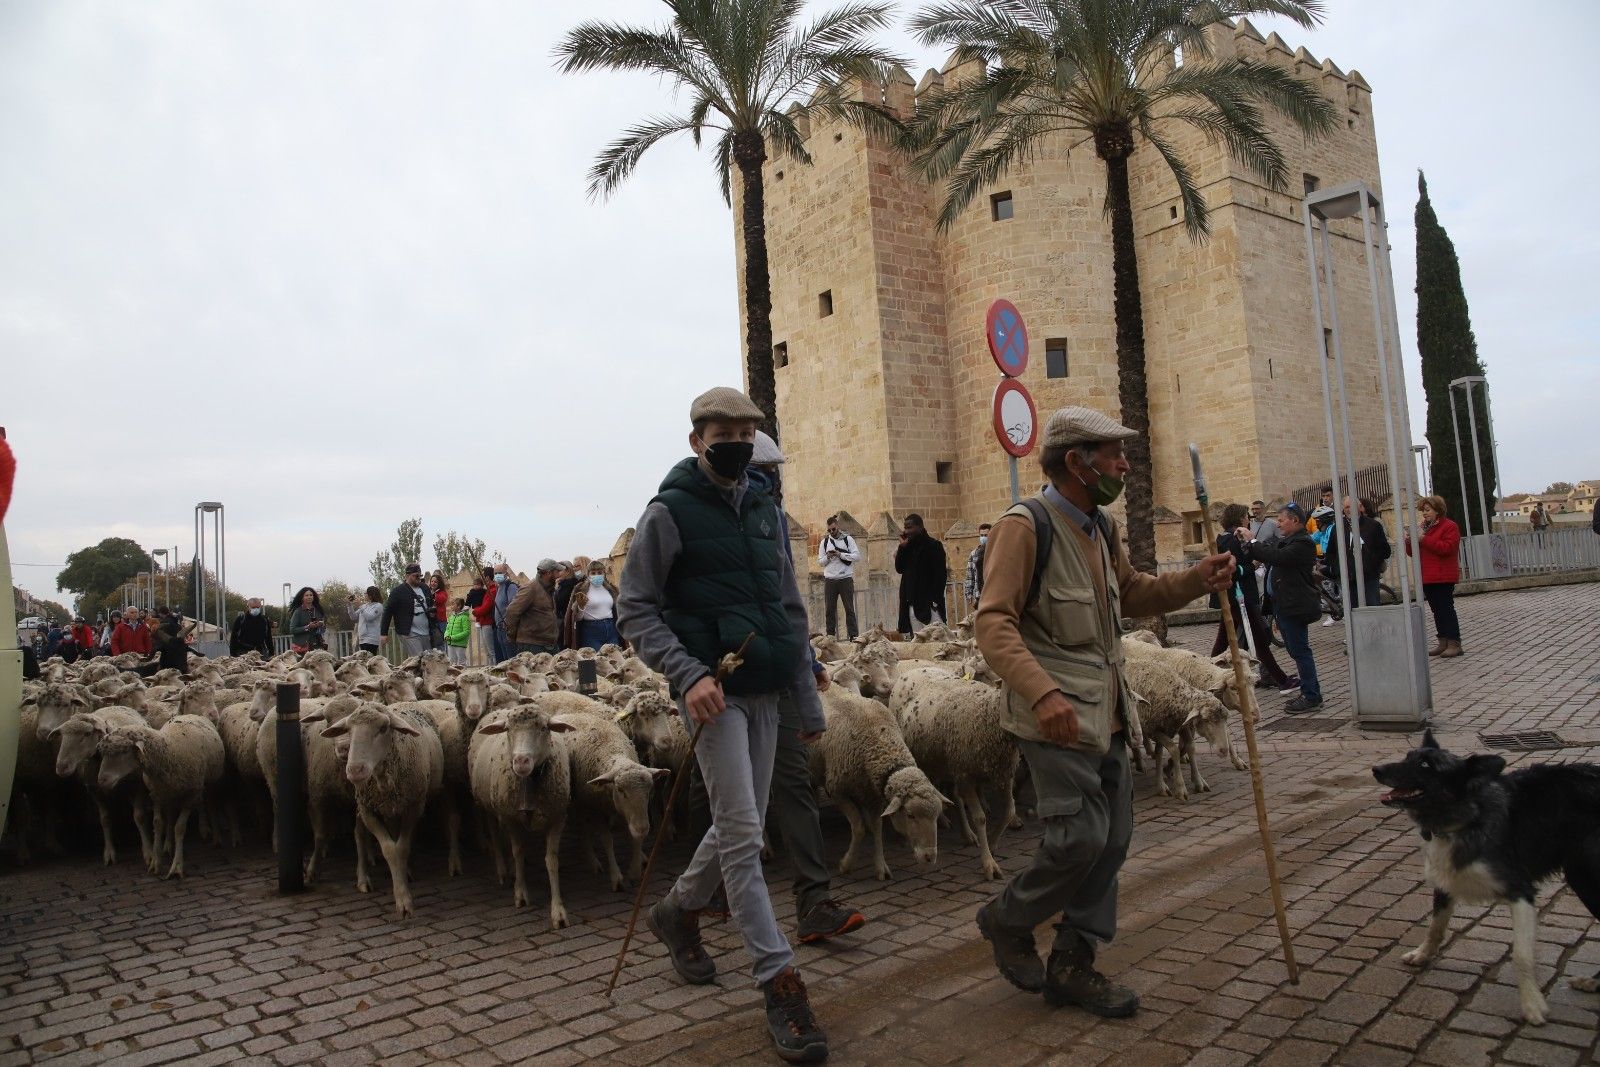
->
xmin=986 ymin=299 xmax=1029 ymax=377
xmin=986 ymin=299 xmax=1037 ymax=463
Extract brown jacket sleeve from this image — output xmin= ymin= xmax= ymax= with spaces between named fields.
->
xmin=974 ymin=513 xmax=1058 ymax=710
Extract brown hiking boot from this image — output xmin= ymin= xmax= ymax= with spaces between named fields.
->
xmin=1439 ymin=640 xmax=1463 ymax=658
xmin=1043 ymin=938 xmax=1139 ymax=1017
xmin=761 ymin=968 xmax=827 ymax=1063
xmin=647 ymin=898 xmax=716 ymax=985
xmin=1428 ymin=640 xmax=1446 ymax=657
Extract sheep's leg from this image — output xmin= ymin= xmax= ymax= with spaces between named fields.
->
xmin=836 ymin=799 xmax=866 ymax=875
xmin=1181 ymin=727 xmax=1209 ymax=794
xmin=304 ymin=800 xmax=329 ymax=885
xmin=149 ymin=805 xmax=167 ymax=875
xmin=362 ymin=814 xmax=413 ymax=918
xmin=600 ymin=828 xmax=625 ymax=892
xmin=509 ymin=826 xmax=531 ymax=908
xmin=544 ymin=816 xmax=568 ymax=930
xmin=960 ymin=782 xmax=1002 ymax=881
xmin=582 ymin=821 xmax=604 ymax=875
xmin=132 ymin=794 xmax=153 ymax=867
xmin=627 ymin=831 xmax=644 ymax=883
xmin=164 ymin=804 xmax=192 ymax=879
xmin=94 ymin=794 xmax=118 ymax=866
xmin=992 ymin=772 xmax=1018 ymax=847
xmin=868 ymin=813 xmax=890 ymax=881
xmin=1159 ymin=737 xmax=1188 ymax=802
xmin=443 ymin=793 xmax=463 ymax=878
xmin=354 ymin=821 xmax=374 ymax=894
xmin=954 ymin=785 xmax=977 ymax=846
xmin=1227 ymin=728 xmax=1249 ymax=771
xmin=485 ymin=817 xmax=507 ymax=887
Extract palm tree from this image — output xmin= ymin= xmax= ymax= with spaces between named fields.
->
xmin=555 ymin=0 xmax=904 ymax=439
xmin=907 ymin=0 xmax=1338 ymax=572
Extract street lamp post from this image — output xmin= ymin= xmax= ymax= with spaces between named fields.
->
xmin=193 ymin=502 xmax=226 ymax=641
xmin=281 ymin=582 xmax=291 ymax=647
xmin=152 ymin=549 xmax=169 ymax=611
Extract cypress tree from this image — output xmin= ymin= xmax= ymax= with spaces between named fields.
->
xmin=1415 ymin=171 xmax=1495 ymax=532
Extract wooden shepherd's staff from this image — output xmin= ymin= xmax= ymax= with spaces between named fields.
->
xmin=1189 ymin=444 xmax=1299 ymax=984
xmin=605 ymin=632 xmax=756 ymax=998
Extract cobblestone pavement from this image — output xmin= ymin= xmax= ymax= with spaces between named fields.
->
xmin=3 ymin=583 xmax=1597 ymax=1066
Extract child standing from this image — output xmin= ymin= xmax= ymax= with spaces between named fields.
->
xmin=443 ymin=597 xmax=471 ymax=666
xmin=617 ymin=387 xmax=828 ymax=1063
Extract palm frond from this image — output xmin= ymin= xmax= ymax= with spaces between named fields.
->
xmin=762 ymin=106 xmax=814 ymax=165
xmin=586 ymin=115 xmax=700 ymax=200
xmin=713 ymin=128 xmax=736 ymax=204
xmin=935 ymin=109 xmax=1060 ymax=230
xmin=1138 ymin=116 xmax=1210 ymax=238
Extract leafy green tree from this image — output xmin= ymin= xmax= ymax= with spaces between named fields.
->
xmin=57 ymin=537 xmax=151 ymax=616
xmin=1416 ymin=172 xmax=1495 ymax=530
xmin=1543 ymin=482 xmax=1573 ymax=497
xmin=555 ymin=0 xmax=904 ymax=438
xmin=906 ymin=0 xmax=1337 ymax=573
xmin=433 ymin=532 xmax=490 ymax=578
xmin=318 ymin=578 xmax=362 ymax=632
xmin=369 ymin=518 xmax=425 ymax=590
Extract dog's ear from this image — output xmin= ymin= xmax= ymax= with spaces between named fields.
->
xmin=1420 ymin=728 xmax=1440 ymax=750
xmin=1464 ymin=753 xmax=1506 ymax=780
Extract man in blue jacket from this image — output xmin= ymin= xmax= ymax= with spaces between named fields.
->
xmin=618 ymin=388 xmax=829 ymax=1063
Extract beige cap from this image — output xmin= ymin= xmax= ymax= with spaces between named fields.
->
xmin=689 ymin=387 xmax=764 ymax=424
xmin=1042 ymin=406 xmax=1138 ymax=448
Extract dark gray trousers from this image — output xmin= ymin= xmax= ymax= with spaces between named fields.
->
xmin=768 ymin=690 xmax=832 ymax=917
xmin=989 ymin=734 xmax=1132 ymax=954
xmin=823 ymin=577 xmax=858 ymax=639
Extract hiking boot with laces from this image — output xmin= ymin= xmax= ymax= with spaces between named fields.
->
xmin=646 ymin=898 xmax=716 ymax=985
xmin=761 ymin=967 xmax=828 ymax=1063
xmin=976 ymin=903 xmax=1044 ymax=992
xmin=797 ymin=899 xmax=866 ymax=944
xmin=1043 ymin=939 xmax=1139 ymax=1017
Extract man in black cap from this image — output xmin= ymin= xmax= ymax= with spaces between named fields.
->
xmin=381 ymin=563 xmax=437 ymax=658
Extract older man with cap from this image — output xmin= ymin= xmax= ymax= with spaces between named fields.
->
xmin=974 ymin=406 xmax=1235 ymax=1018
xmin=503 ymin=559 xmax=562 ymax=656
xmin=618 ymin=387 xmax=830 ymax=1063
xmin=381 ymin=563 xmax=439 ymax=659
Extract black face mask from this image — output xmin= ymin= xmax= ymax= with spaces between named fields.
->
xmin=702 ymin=440 xmax=754 ymax=481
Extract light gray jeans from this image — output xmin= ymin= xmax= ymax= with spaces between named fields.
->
xmin=667 ymin=691 xmax=792 ymax=983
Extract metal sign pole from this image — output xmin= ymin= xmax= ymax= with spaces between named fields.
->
xmin=1460 ymin=382 xmax=1492 ymax=537
xmin=1009 ymin=456 xmax=1020 ymax=505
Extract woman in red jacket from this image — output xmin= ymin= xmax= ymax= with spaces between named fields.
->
xmin=1406 ymin=495 xmax=1463 ymax=658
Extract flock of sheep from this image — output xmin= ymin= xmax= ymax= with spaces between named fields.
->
xmin=11 ymin=623 xmax=1256 ymax=929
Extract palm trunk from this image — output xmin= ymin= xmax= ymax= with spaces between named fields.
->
xmin=732 ymin=131 xmax=778 ymax=441
xmin=1100 ymin=127 xmax=1165 ymax=641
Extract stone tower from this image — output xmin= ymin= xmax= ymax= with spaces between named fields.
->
xmin=737 ymin=18 xmax=1392 ymax=567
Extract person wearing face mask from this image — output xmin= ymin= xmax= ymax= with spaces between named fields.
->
xmin=563 ymin=561 xmax=622 ymax=650
xmin=617 ymin=387 xmax=830 ymax=1063
xmin=230 ymin=597 xmax=274 ymax=657
xmin=553 ymin=558 xmax=585 ymax=650
xmin=973 ymin=406 xmax=1235 ymax=1019
xmin=817 ymin=514 xmax=860 ymax=640
xmin=490 ymin=562 xmax=520 ymax=663
xmin=965 ymin=522 xmax=993 ymax=609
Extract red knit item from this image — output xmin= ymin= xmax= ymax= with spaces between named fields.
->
xmin=0 ymin=437 xmax=15 ymax=525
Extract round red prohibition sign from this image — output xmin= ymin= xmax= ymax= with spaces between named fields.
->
xmin=993 ymin=378 xmax=1038 ymax=457
xmin=986 ymin=299 xmax=1029 ymax=376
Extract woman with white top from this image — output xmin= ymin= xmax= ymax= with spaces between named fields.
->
xmin=347 ymin=585 xmax=386 ymax=655
xmin=563 ymin=560 xmax=623 ymax=650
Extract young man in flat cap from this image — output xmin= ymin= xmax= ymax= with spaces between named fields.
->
xmin=974 ymin=406 xmax=1235 ymax=1018
xmin=617 ymin=386 xmax=829 ymax=1063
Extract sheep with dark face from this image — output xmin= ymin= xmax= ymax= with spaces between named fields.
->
xmin=317 ymin=702 xmax=444 ymax=917
xmin=467 ymin=704 xmax=577 ymax=927
xmin=96 ymin=715 xmax=224 ymax=879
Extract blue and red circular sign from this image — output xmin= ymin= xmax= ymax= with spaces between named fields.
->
xmin=986 ymin=299 xmax=1028 ymax=376
xmin=993 ymin=378 xmax=1038 ymax=458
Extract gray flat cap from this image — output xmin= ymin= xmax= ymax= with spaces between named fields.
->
xmin=689 ymin=387 xmax=764 ymax=424
xmin=535 ymin=559 xmax=562 ymax=573
xmin=752 ymin=431 xmax=784 ymax=466
xmin=1042 ymin=406 xmax=1138 ymax=448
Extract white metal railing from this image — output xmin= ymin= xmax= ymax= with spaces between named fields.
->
xmin=1460 ymin=525 xmax=1600 ymax=579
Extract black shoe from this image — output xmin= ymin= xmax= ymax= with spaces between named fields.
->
xmin=1043 ymin=940 xmax=1139 ymax=1017
xmin=647 ymin=898 xmax=716 ymax=985
xmin=1284 ymin=695 xmax=1322 ymax=714
xmin=797 ymin=899 xmax=866 ymax=944
xmin=976 ymin=903 xmax=1044 ymax=992
xmin=1277 ymin=677 xmax=1301 ymax=695
xmin=701 ymin=884 xmax=730 ymax=924
xmin=761 ymin=968 xmax=828 ymax=1063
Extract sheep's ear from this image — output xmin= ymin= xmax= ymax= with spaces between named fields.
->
xmin=936 ymin=790 xmax=955 ymax=808
xmin=301 ymin=710 xmax=326 ymax=724
xmin=1210 ymin=652 xmax=1231 ymax=667
xmin=548 ymin=719 xmax=577 ymax=734
xmin=389 ymin=715 xmax=423 ymax=737
xmin=477 ymin=720 xmax=507 ymax=735
xmin=614 ymin=709 xmax=633 ymax=722
xmin=320 ymin=720 xmax=351 ymax=738
xmin=1183 ymin=707 xmax=1204 ymax=727
xmin=881 ymin=796 xmax=903 ymax=818
xmin=650 ymin=768 xmax=671 ymax=782
xmin=46 ymin=725 xmax=63 ymax=740
xmin=435 ymin=680 xmax=458 ymax=695
xmin=134 ymin=739 xmax=148 ymax=759
xmin=587 ymin=769 xmax=619 ymax=786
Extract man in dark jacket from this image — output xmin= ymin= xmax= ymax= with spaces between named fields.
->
xmin=1239 ymin=503 xmax=1323 ymax=713
xmin=895 ymin=513 xmax=948 ymax=635
xmin=230 ymin=598 xmax=274 ymax=657
xmin=381 ymin=563 xmax=437 ymax=658
xmin=1325 ymin=496 xmax=1390 ymax=609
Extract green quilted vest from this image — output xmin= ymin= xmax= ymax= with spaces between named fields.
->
xmin=653 ymin=457 xmax=800 ymax=695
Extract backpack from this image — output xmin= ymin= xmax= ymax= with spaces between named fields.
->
xmin=1020 ymin=498 xmax=1111 ymax=608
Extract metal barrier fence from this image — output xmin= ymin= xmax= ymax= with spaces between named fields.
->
xmin=1462 ymin=525 xmax=1600 ymax=579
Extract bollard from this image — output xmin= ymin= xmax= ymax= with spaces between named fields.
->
xmin=275 ymin=682 xmax=306 ymax=894
xmin=577 ymin=658 xmax=598 ymax=696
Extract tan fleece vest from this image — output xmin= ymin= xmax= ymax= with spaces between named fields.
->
xmin=1000 ymin=494 xmax=1130 ymax=755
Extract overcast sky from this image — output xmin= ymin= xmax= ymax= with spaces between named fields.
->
xmin=4 ymin=0 xmax=1596 ymax=604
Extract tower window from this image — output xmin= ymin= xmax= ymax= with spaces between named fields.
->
xmin=991 ymin=191 xmax=1014 ymax=221
xmin=774 ymin=342 xmax=789 ymax=368
xmin=1323 ymin=327 xmax=1333 ymax=358
xmin=936 ymin=461 xmax=955 ymax=485
xmin=1169 ymin=205 xmax=1178 ymax=220
xmin=833 ymin=132 xmax=843 ymax=143
xmin=1045 ymin=339 xmax=1068 ymax=379
xmin=775 ymin=170 xmax=784 ymax=181
xmin=818 ymin=290 xmax=833 ymax=318
xmin=1303 ymin=173 xmax=1320 ymax=196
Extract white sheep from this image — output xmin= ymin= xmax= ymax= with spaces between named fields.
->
xmin=555 ymin=693 xmax=668 ymax=891
xmin=467 ymin=704 xmax=577 ymax=927
xmin=317 ymin=701 xmax=444 ymax=917
xmin=617 ymin=690 xmax=692 ymax=842
xmin=889 ymin=665 xmax=1018 ymax=880
xmin=1121 ymin=658 xmax=1233 ymax=802
xmin=809 ymin=686 xmax=950 ymax=880
xmin=95 ymin=714 xmax=225 ymax=878
xmin=50 ymin=707 xmax=152 ymax=865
